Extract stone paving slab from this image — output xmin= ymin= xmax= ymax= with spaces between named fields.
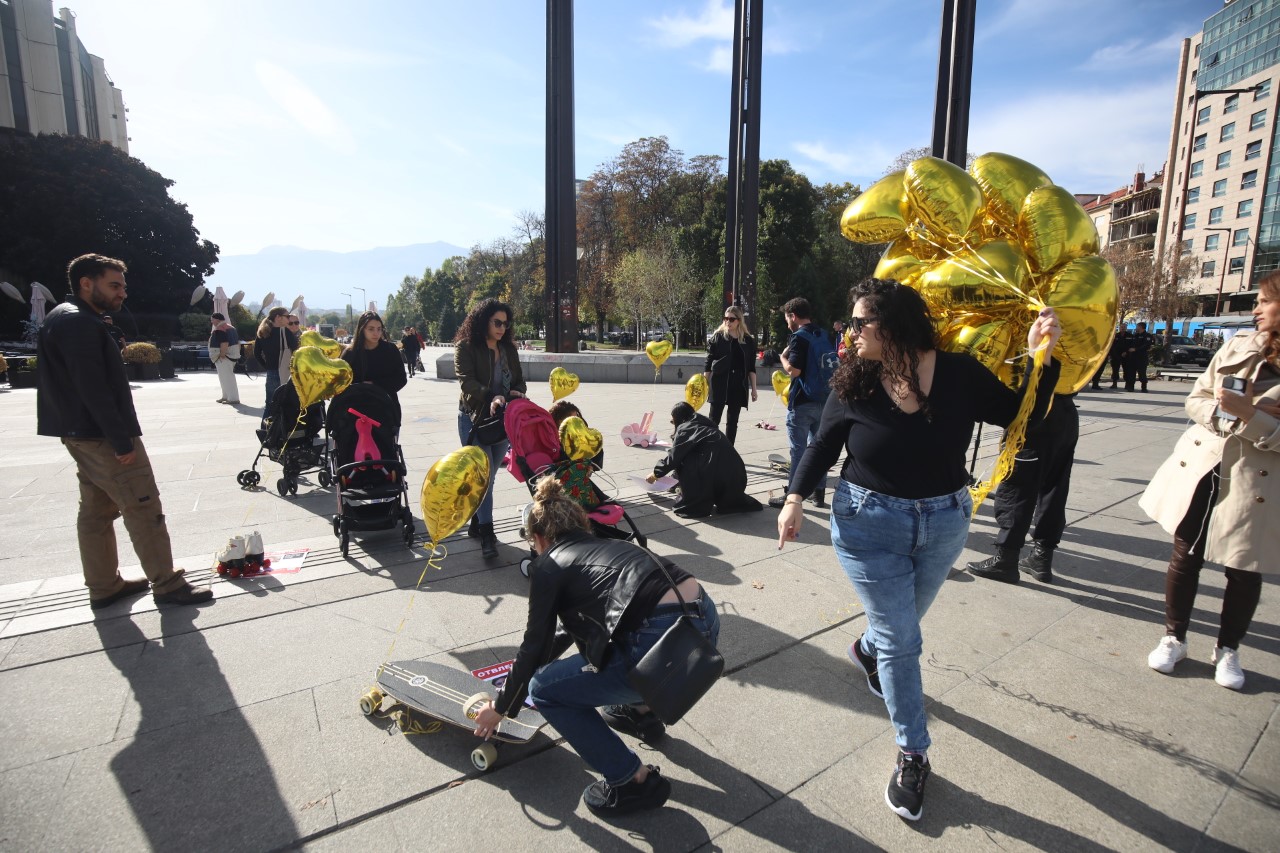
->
xmin=0 ymin=372 xmax=1277 ymax=852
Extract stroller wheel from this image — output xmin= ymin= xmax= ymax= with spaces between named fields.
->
xmin=289 ymin=482 xmax=298 ymax=497
xmin=340 ymin=530 xmax=350 ymax=557
xmin=623 ymin=437 xmax=633 ymax=447
xmin=318 ymin=469 xmax=332 ymax=488
xmin=332 ymin=515 xmax=341 ymax=537
xmin=245 ymin=471 xmax=261 ymax=486
xmin=236 ymin=471 xmax=250 ymax=486
xmin=403 ymin=522 xmax=414 ymax=546
xmin=276 ymin=478 xmax=288 ymax=496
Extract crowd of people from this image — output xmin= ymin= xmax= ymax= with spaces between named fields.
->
xmin=33 ymin=251 xmax=1277 ymax=825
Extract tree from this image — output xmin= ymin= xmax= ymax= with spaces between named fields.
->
xmin=0 ymin=131 xmax=219 ymax=339
xmin=1101 ymin=241 xmax=1158 ymax=324
xmin=883 ymin=146 xmax=977 ymax=176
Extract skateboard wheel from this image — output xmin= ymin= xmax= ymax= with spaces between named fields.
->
xmin=358 ymin=689 xmax=383 ymax=716
xmin=471 ymin=742 xmax=499 ymax=772
xmin=462 ymin=692 xmax=492 ymax=721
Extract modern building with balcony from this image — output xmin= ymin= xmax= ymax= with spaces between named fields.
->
xmin=0 ymin=1 xmax=127 ymax=151
xmin=1158 ymin=0 xmax=1280 ymax=316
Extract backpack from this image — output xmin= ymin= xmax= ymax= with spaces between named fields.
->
xmin=793 ymin=326 xmax=838 ymax=403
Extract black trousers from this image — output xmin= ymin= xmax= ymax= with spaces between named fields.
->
xmin=1123 ymin=354 xmax=1148 ymax=390
xmin=993 ymin=395 xmax=1080 ymax=551
xmin=1164 ymin=469 xmax=1262 ymax=648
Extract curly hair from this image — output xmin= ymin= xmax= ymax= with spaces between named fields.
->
xmin=526 ymin=477 xmax=591 ymax=543
xmin=455 ymin=298 xmax=514 ymax=349
xmin=1259 ymin=272 xmax=1280 ymax=367
xmin=549 ymin=400 xmax=583 ymax=426
xmin=829 ymin=279 xmax=939 ymax=419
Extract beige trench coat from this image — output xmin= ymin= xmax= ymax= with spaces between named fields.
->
xmin=1139 ymin=331 xmax=1280 ymax=573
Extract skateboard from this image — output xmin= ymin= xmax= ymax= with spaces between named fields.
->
xmin=360 ymin=660 xmax=548 ymax=771
xmin=768 ymin=452 xmax=790 ymax=474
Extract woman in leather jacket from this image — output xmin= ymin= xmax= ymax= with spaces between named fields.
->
xmin=702 ymin=304 xmax=758 ymax=445
xmin=472 ymin=477 xmax=719 ymax=818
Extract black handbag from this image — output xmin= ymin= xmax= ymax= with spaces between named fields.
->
xmin=627 ymin=555 xmax=724 ymax=725
xmin=467 ymin=394 xmax=507 ymax=446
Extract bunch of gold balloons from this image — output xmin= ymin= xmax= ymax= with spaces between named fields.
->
xmin=841 ymin=153 xmax=1116 ymax=393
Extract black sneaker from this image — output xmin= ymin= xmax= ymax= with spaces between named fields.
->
xmin=885 ymin=751 xmax=931 ymax=821
xmin=1018 ymin=542 xmax=1054 ymax=583
xmin=583 ymin=765 xmax=671 ymax=817
xmin=847 ymin=634 xmax=884 ymax=699
xmin=602 ymin=705 xmax=667 ymax=743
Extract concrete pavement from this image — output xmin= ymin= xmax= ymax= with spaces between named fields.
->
xmin=0 ymin=354 xmax=1276 ymax=852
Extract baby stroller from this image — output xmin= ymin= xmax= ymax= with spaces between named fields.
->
xmin=505 ymin=399 xmax=646 ymax=577
xmin=237 ymin=381 xmax=330 ymax=496
xmin=326 ymin=384 xmax=414 ymax=557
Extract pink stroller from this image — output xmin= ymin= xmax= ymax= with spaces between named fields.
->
xmin=503 ymin=399 xmax=646 ymax=577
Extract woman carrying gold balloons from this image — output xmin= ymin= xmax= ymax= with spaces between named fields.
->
xmin=455 ymin=298 xmax=527 ymax=559
xmin=776 ymin=279 xmax=1062 ymax=822
xmin=702 ymin=305 xmax=759 ymax=445
xmin=254 ymin=307 xmax=299 ymax=410
xmin=341 ymin=311 xmax=408 ymax=403
xmin=471 ymin=476 xmax=717 ymax=817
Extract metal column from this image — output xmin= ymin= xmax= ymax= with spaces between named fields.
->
xmin=930 ymin=0 xmax=975 ymax=168
xmin=722 ymin=0 xmax=762 ymax=320
xmin=544 ymin=0 xmax=578 ymax=353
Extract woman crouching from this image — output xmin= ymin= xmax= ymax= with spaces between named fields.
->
xmin=472 ymin=477 xmax=719 ymax=817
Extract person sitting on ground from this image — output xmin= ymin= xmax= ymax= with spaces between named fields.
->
xmin=472 ymin=477 xmax=720 ymax=817
xmin=648 ymin=402 xmax=763 ymax=518
xmin=342 ymin=311 xmax=408 ymax=402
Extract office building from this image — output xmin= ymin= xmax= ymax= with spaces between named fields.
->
xmin=1159 ymin=0 xmax=1280 ymax=316
xmin=0 ymin=1 xmax=127 ymax=151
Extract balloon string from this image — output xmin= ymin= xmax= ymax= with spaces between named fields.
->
xmin=377 ymin=541 xmax=449 ymax=674
xmin=968 ymin=340 xmax=1047 ymax=512
xmin=911 ymin=224 xmax=1043 ymax=306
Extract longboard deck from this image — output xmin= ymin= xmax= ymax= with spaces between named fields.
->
xmin=376 ymin=660 xmax=546 ymax=744
xmin=768 ymin=453 xmax=789 ymax=471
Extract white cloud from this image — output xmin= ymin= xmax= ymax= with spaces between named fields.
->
xmin=1085 ymin=33 xmax=1185 ymax=69
xmin=970 ymin=82 xmax=1175 ymax=192
xmin=254 ymin=61 xmax=355 ymax=153
xmin=705 ymin=44 xmax=734 ymax=74
xmin=647 ymin=0 xmax=734 ymax=48
xmin=791 ymin=140 xmax=898 ymax=181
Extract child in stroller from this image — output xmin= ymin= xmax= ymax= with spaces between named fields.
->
xmin=237 ymin=381 xmax=330 ymax=496
xmin=326 ymin=384 xmax=415 ymax=557
xmin=505 ymin=398 xmax=645 ymax=577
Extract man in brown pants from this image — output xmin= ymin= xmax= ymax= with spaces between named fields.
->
xmin=37 ymin=254 xmax=213 ymax=609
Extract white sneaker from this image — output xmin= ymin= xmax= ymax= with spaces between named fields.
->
xmin=1148 ymin=635 xmax=1187 ymax=673
xmin=1212 ymin=646 xmax=1245 ymax=690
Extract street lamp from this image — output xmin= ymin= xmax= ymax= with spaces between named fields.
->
xmin=1204 ymin=226 xmax=1234 ymax=316
xmin=355 ymin=287 xmax=367 ymax=313
xmin=340 ymin=292 xmax=352 ymax=327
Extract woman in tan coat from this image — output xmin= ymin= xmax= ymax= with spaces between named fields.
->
xmin=1140 ymin=274 xmax=1280 ymax=689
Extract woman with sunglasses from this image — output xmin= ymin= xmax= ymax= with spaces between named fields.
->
xmin=703 ymin=305 xmax=758 ymax=445
xmin=776 ymin=279 xmax=1062 ymax=822
xmin=341 ymin=311 xmax=407 ymax=401
xmin=254 ymin=306 xmax=299 ymax=409
xmin=454 ymin=298 xmax=527 ymax=558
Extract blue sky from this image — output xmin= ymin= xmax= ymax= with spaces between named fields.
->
xmin=66 ymin=0 xmax=1219 ymax=258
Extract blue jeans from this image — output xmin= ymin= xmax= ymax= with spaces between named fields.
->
xmin=529 ymin=591 xmax=720 ymax=785
xmin=264 ymin=371 xmax=280 ymax=410
xmin=830 ymin=480 xmax=971 ymax=753
xmin=456 ymin=410 xmax=509 ymax=526
xmin=786 ymin=401 xmax=826 ymax=493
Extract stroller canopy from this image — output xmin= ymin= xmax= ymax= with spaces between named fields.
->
xmin=504 ymin=398 xmax=561 ymax=482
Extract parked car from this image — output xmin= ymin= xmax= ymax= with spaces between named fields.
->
xmin=1167 ymin=335 xmax=1213 ymax=367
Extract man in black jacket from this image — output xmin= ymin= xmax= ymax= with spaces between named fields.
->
xmin=37 ymin=254 xmax=213 ymax=609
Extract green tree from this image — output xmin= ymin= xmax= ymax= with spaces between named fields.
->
xmin=0 ymin=133 xmax=219 ymax=339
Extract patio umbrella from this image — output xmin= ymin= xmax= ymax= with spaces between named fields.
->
xmin=213 ymin=286 xmax=230 ymax=318
xmin=29 ymin=282 xmax=53 ymax=324
xmin=294 ymin=299 xmax=309 ymax=327
xmin=190 ymin=284 xmax=207 ymax=306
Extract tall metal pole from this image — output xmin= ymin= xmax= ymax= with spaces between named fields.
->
xmin=721 ymin=0 xmax=763 ymax=324
xmin=943 ymin=0 xmax=976 ymax=168
xmin=929 ymin=1 xmax=955 ymax=159
xmin=545 ymin=0 xmax=578 ymax=354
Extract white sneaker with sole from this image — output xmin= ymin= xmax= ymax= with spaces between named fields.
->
xmin=1212 ymin=646 xmax=1245 ymax=690
xmin=1147 ymin=635 xmax=1187 ymax=674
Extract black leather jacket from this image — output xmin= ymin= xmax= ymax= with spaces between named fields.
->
xmin=36 ymin=296 xmax=141 ymax=455
xmin=494 ymin=532 xmax=673 ymax=715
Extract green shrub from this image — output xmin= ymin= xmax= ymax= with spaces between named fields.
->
xmin=121 ymin=343 xmax=162 ymax=364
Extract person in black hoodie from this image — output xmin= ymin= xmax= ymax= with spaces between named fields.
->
xmin=647 ymin=402 xmax=763 ymax=518
xmin=341 ymin=311 xmax=407 ymax=402
xmin=471 ymin=476 xmax=719 ymax=817
xmin=702 ymin=304 xmax=758 ymax=445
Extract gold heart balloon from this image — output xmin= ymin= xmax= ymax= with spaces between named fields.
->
xmin=298 ymin=329 xmax=342 ymax=360
xmin=841 ymin=170 xmax=908 ymax=244
xmin=685 ymin=373 xmax=708 ymax=410
xmin=421 ymin=447 xmax=489 ymax=544
xmin=559 ymin=416 xmax=603 ymax=462
xmin=290 ymin=346 xmax=353 ymax=410
xmin=1042 ymin=255 xmax=1118 ymax=394
xmin=1016 ymin=185 xmax=1099 ymax=273
xmin=915 ymin=240 xmax=1031 ymax=317
xmin=939 ymin=313 xmax=1024 ymax=389
xmin=549 ymin=366 xmax=580 ymax=402
xmin=905 ymin=156 xmax=984 ymax=242
xmin=646 ymin=340 xmax=673 ymax=372
xmin=874 ymin=234 xmax=937 ymax=287
xmin=969 ymin=152 xmax=1052 ymax=232
xmin=771 ymin=369 xmax=789 ymax=399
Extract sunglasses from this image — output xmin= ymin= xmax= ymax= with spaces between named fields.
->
xmin=288 ymin=321 xmax=301 ymax=326
xmin=723 ymin=316 xmax=738 ymax=322
xmin=849 ymin=316 xmax=878 ymax=335
xmin=491 ymin=318 xmax=509 ymax=328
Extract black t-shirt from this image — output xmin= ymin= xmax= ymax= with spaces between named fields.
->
xmin=790 ymin=351 xmax=1061 ymax=500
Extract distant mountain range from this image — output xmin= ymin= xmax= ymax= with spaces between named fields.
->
xmin=205 ymin=241 xmax=468 ymax=313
